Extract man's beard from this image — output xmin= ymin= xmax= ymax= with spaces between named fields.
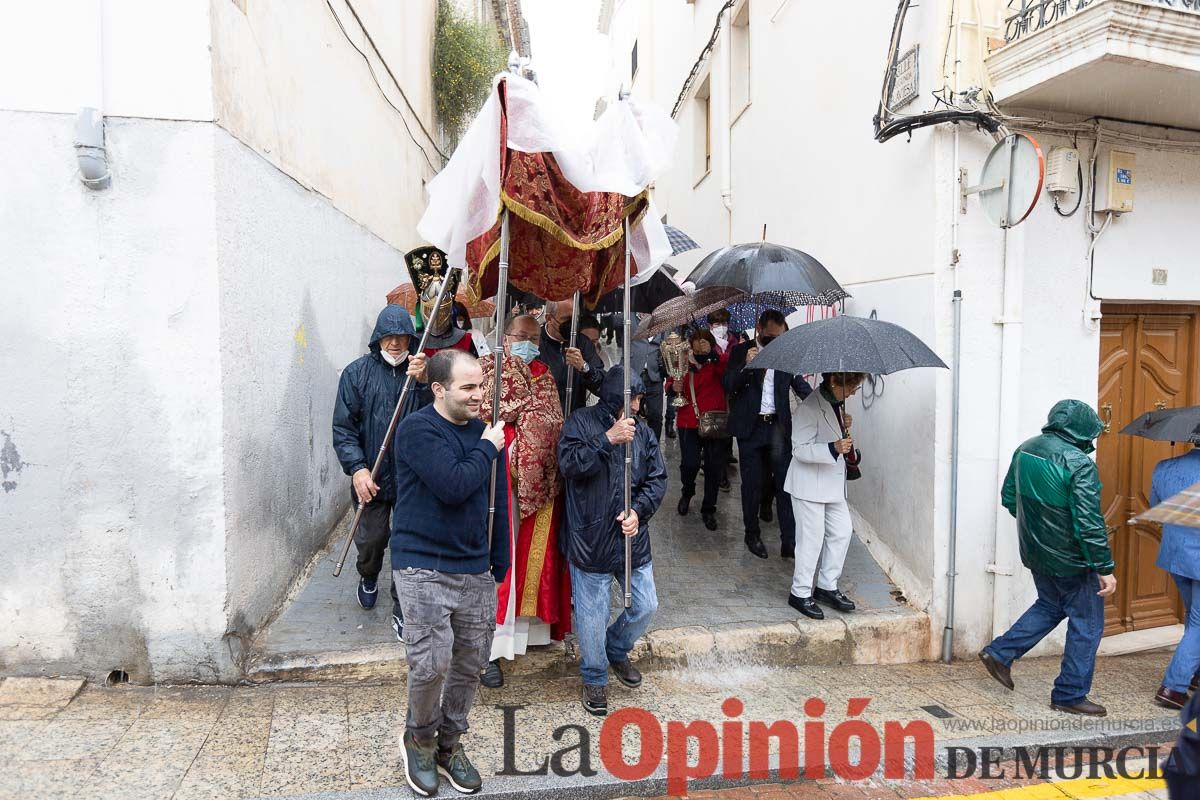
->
xmin=444 ymin=395 xmax=481 ymax=424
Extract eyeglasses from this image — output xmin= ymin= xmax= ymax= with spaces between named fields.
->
xmin=505 ymin=332 xmax=537 ymax=342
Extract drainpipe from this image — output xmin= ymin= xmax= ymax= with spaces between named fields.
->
xmin=942 ymin=1 xmax=964 ymax=663
xmin=75 ymin=0 xmax=110 ymax=190
xmin=988 ymin=225 xmax=1024 ymax=638
xmin=719 ymin=14 xmax=733 ymax=241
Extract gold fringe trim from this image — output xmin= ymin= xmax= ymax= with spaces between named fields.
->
xmin=518 ymin=502 xmax=556 ymax=617
xmin=469 ymin=190 xmax=650 ymax=302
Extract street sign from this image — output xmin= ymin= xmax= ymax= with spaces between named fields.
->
xmin=962 ymin=133 xmax=1045 ymax=229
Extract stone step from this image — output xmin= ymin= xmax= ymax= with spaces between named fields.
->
xmin=243 ymin=606 xmax=929 ymax=683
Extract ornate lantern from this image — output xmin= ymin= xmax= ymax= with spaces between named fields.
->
xmin=659 ymin=332 xmax=692 ymax=408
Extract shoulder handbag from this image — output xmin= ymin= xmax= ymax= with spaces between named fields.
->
xmin=690 ymin=371 xmax=730 ymax=440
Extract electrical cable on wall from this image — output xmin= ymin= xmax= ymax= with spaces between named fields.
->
xmin=860 ymin=310 xmax=886 ymax=410
xmin=325 ymin=0 xmax=448 ymax=170
xmin=670 ymin=0 xmax=736 ymax=118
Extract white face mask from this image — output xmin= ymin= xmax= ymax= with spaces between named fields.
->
xmin=711 ymin=325 xmax=728 ymax=340
xmin=381 ymin=349 xmax=409 ymax=367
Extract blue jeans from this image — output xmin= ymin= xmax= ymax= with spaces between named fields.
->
xmin=1164 ymin=574 xmax=1200 ymax=693
xmin=984 ymin=570 xmax=1104 ymax=706
xmin=570 ymin=561 xmax=659 ymax=686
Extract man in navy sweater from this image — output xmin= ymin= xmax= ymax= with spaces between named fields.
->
xmin=390 ymin=349 xmax=509 ymax=797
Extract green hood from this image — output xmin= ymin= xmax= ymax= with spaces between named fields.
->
xmin=1041 ymin=399 xmax=1104 ymax=454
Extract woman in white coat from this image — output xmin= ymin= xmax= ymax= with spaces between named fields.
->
xmin=783 ymin=372 xmax=866 ymax=620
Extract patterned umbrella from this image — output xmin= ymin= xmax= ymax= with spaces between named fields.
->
xmin=633 ymin=287 xmax=748 ymax=340
xmin=664 ymin=225 xmax=701 ymax=256
xmin=690 ymin=241 xmax=850 ymax=307
xmin=386 ymin=283 xmax=495 ymax=319
xmin=1134 ymin=480 xmax=1200 ymax=528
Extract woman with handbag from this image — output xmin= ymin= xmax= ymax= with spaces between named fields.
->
xmin=666 ymin=329 xmax=729 ymax=531
xmin=783 ymin=371 xmax=866 ymax=620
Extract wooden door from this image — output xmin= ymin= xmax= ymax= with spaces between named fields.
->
xmin=1098 ymin=305 xmax=1199 ymax=635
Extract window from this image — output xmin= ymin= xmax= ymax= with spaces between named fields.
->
xmin=730 ymin=1 xmax=751 ymax=120
xmin=694 ymin=74 xmax=711 ymax=182
xmin=631 ymin=40 xmax=639 ymax=81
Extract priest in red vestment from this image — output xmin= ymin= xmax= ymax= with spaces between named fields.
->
xmin=478 ymin=314 xmax=572 ymax=688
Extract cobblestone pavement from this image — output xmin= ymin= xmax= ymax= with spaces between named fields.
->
xmin=0 ymin=650 xmax=1182 ymax=800
xmin=254 ymin=437 xmax=905 ymax=667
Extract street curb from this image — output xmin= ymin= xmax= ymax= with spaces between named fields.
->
xmin=244 ymin=607 xmax=930 ymax=683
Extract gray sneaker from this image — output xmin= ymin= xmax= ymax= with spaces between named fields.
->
xmin=436 ymin=744 xmax=482 ymax=794
xmin=401 ymin=731 xmax=439 ymax=797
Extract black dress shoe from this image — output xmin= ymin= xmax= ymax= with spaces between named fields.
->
xmin=480 ymin=659 xmax=503 ymax=689
xmin=702 ymin=512 xmax=718 ymax=531
xmin=788 ymin=593 xmax=824 ymax=619
xmin=1156 ymin=686 xmax=1188 ymax=709
xmin=744 ymin=537 xmax=768 ymax=559
xmin=812 ymin=587 xmax=855 ymax=612
xmin=1050 ymin=698 xmax=1107 ymax=717
xmin=677 ymin=495 xmax=691 ymax=516
xmin=759 ymin=506 xmax=773 ymax=523
xmin=978 ymin=649 xmax=1014 ymax=690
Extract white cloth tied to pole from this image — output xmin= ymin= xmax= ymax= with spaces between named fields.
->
xmin=417 ymin=74 xmax=677 ymax=287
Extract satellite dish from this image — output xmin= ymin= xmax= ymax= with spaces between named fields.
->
xmin=964 ymin=133 xmax=1045 ymax=229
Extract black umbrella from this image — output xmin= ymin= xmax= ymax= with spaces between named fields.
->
xmin=690 ymin=242 xmax=850 ymax=307
xmin=747 ymin=314 xmax=947 ymax=375
xmin=1120 ymin=406 xmax=1200 ymax=445
xmin=592 ymin=264 xmax=683 ymax=315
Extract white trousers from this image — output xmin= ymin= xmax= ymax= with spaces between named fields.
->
xmin=790 ymin=496 xmax=853 ymax=598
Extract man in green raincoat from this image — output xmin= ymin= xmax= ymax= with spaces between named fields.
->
xmin=979 ymin=400 xmax=1118 ymax=716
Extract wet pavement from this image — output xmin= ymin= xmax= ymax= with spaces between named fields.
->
xmin=0 ymin=651 xmax=1180 ymax=800
xmin=251 ymin=436 xmax=908 ymax=677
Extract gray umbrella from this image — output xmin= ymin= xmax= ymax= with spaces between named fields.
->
xmin=1120 ymin=406 xmax=1200 ymax=445
xmin=690 ymin=241 xmax=850 ymax=307
xmin=746 ymin=314 xmax=947 ymax=375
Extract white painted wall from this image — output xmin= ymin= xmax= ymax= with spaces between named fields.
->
xmin=0 ymin=0 xmax=439 ymax=680
xmin=210 ymin=0 xmax=440 ymax=252
xmin=0 ymin=0 xmax=214 ymax=120
xmin=213 ymin=128 xmax=410 ymax=639
xmin=0 ymin=111 xmax=228 ymax=682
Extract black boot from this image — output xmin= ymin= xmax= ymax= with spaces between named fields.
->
xmin=677 ymin=493 xmax=692 ymax=516
xmin=702 ymin=512 xmax=718 ymax=531
xmin=480 ymin=659 xmax=503 ymax=689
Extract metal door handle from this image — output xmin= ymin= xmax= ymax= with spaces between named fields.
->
xmin=1155 ymin=400 xmax=1167 ymax=411
xmin=1101 ymin=403 xmax=1113 ymax=434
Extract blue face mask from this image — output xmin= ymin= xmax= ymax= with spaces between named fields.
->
xmin=510 ymin=340 xmax=540 ymax=364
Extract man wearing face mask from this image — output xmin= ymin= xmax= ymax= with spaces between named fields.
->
xmin=332 ymin=305 xmax=430 ymax=639
xmin=541 ymin=300 xmax=605 ymax=416
xmin=724 ymin=310 xmax=813 ymax=560
xmin=476 ymin=315 xmax=572 ymax=690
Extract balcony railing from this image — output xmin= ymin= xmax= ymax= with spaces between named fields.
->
xmin=1005 ymin=0 xmax=1200 ymax=43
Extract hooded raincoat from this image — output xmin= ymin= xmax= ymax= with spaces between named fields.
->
xmin=1001 ymin=400 xmax=1114 ymax=577
xmin=558 ymin=367 xmax=668 ymax=574
xmin=332 ymin=305 xmax=429 ymax=505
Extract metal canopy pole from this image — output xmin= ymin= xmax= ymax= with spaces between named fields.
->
xmin=486 ymin=211 xmax=512 ymax=548
xmin=622 ymin=217 xmax=633 ymax=609
xmin=333 ymin=268 xmax=458 ymax=577
xmin=563 ymin=290 xmax=582 ymax=416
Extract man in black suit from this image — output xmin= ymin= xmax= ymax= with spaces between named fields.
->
xmin=540 ymin=300 xmax=606 ymax=416
xmin=723 ymin=310 xmax=812 ymax=559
